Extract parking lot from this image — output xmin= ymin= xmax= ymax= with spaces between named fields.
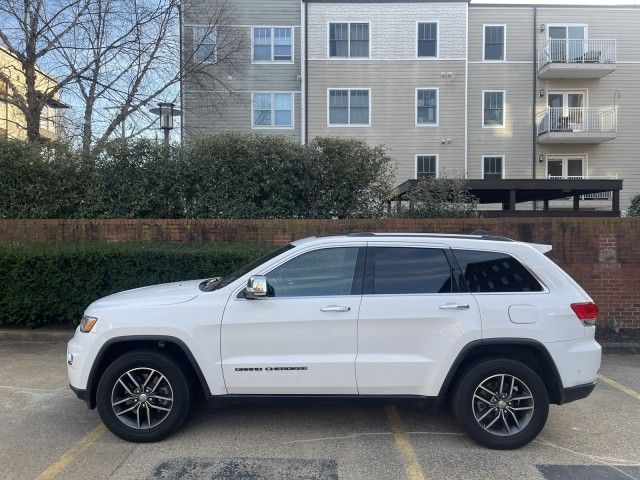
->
xmin=1 ymin=338 xmax=639 ymax=480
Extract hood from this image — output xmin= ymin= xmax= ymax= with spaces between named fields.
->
xmin=92 ymin=279 xmax=206 ymax=308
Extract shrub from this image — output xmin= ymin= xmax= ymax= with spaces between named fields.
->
xmin=628 ymin=194 xmax=640 ymax=216
xmin=392 ymin=177 xmax=480 ymax=218
xmin=0 ymin=242 xmax=272 ymax=328
xmin=0 ymin=134 xmax=395 ymax=219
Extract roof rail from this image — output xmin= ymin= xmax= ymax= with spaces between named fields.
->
xmin=346 ymin=232 xmax=514 ymax=242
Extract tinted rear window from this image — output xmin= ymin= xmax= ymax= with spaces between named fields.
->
xmin=453 ymin=249 xmax=543 ymax=293
xmin=372 ymin=247 xmax=453 ymax=294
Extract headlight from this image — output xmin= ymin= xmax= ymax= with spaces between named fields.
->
xmin=79 ymin=315 xmax=98 ymax=333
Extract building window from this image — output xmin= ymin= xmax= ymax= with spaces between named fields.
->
xmin=329 ymin=22 xmax=369 ymax=58
xmin=483 ymin=90 xmax=505 ymax=127
xmin=252 ymin=92 xmax=294 ymax=128
xmin=417 ymin=22 xmax=438 ymax=58
xmin=193 ymin=26 xmax=217 ymax=62
xmin=416 ymin=89 xmax=438 ymax=125
xmin=328 ymin=89 xmax=370 ymax=126
xmin=484 ymin=25 xmax=505 ymax=61
xmin=253 ymin=27 xmax=293 ymax=63
xmin=483 ymin=155 xmax=504 ymax=179
xmin=416 ymin=155 xmax=438 ymax=179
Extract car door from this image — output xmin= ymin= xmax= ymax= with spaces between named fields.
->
xmin=356 ymin=242 xmax=482 ymax=397
xmin=221 ymin=244 xmax=365 ymax=394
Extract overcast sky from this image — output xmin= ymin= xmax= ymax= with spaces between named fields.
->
xmin=471 ymin=0 xmax=638 ymax=4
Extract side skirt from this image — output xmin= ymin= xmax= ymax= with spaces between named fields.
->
xmin=205 ymin=394 xmax=442 ymax=411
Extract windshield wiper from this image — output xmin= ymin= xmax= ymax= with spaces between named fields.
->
xmin=199 ymin=277 xmax=222 ymax=292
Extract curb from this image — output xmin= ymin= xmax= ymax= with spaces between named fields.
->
xmin=601 ymin=342 xmax=640 ymax=355
xmin=0 ymin=329 xmax=74 ymax=342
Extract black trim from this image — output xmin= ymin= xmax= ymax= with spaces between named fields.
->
xmin=85 ymin=335 xmax=212 ymax=409
xmin=69 ymin=384 xmax=88 ymax=403
xmin=209 ymin=394 xmax=438 ymax=409
xmin=350 ymin=247 xmax=367 ymax=295
xmin=560 ymin=381 xmax=596 ymax=405
xmin=435 ymin=338 xmax=564 ymax=406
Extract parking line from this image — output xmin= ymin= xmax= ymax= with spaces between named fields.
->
xmin=384 ymin=404 xmax=427 ymax=480
xmin=35 ymin=423 xmax=107 ymax=480
xmin=598 ymin=374 xmax=640 ymax=401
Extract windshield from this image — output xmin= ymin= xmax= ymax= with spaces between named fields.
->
xmin=202 ymin=244 xmax=295 ymax=291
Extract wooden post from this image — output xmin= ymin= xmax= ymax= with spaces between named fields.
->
xmin=612 ymin=190 xmax=620 ymax=214
xmin=543 ymin=199 xmax=549 ymax=210
xmin=509 ymin=189 xmax=517 ymax=211
xmin=573 ymin=194 xmax=580 ymax=211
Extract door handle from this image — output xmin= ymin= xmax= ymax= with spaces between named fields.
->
xmin=321 ymin=305 xmax=351 ymax=312
xmin=439 ymin=303 xmax=470 ymax=310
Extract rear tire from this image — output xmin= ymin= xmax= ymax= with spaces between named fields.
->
xmin=453 ymin=358 xmax=549 ymax=449
xmin=96 ymin=349 xmax=191 ymax=442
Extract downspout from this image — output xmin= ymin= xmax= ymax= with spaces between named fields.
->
xmin=532 ymin=6 xmax=537 ymax=180
xmin=464 ymin=3 xmax=468 ymax=178
xmin=304 ymin=0 xmax=308 ymax=144
xmin=300 ymin=0 xmax=307 ymax=144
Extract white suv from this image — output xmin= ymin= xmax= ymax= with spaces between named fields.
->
xmin=67 ymin=233 xmax=601 ymax=449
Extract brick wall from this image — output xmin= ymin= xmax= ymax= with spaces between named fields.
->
xmin=0 ymin=218 xmax=638 ymax=328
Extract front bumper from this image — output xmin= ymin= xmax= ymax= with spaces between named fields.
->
xmin=69 ymin=383 xmax=90 ymax=405
xmin=67 ymin=326 xmax=100 ymax=398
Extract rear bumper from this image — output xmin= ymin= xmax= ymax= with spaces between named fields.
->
xmin=544 ymin=334 xmax=601 ymax=389
xmin=560 ymin=381 xmax=596 ymax=405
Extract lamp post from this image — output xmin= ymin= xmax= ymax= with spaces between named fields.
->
xmin=151 ymin=102 xmax=181 ymax=146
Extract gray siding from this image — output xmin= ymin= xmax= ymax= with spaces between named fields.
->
xmin=468 ymin=7 xmax=534 ymax=63
xmin=182 ymin=0 xmax=302 ymax=140
xmin=181 ymin=1 xmax=640 ymax=210
xmin=467 ymin=5 xmax=640 ymax=209
xmin=308 ymin=61 xmax=466 ymax=183
xmin=534 ymin=7 xmax=640 ymax=209
xmin=467 ymin=64 xmax=534 ymax=180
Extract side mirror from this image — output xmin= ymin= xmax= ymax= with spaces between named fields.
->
xmin=244 ymin=275 xmax=268 ymax=299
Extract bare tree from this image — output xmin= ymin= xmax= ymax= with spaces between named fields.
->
xmin=0 ymin=0 xmax=92 ymax=141
xmin=0 ymin=0 xmax=245 ymax=151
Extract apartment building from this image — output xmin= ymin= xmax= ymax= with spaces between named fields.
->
xmin=181 ymin=1 xmax=640 ymax=211
xmin=0 ymin=47 xmax=66 ymax=141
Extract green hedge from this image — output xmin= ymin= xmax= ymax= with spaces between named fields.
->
xmin=0 ymin=242 xmax=272 ymax=328
xmin=0 ymin=133 xmax=394 ymax=219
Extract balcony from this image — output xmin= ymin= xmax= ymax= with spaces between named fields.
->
xmin=537 ymin=39 xmax=616 ymax=79
xmin=537 ymin=107 xmax=617 ymax=144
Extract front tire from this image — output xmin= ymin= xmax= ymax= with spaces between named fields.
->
xmin=96 ymin=349 xmax=191 ymax=442
xmin=453 ymin=358 xmax=549 ymax=449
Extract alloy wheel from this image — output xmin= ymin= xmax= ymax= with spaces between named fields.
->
xmin=472 ymin=374 xmax=534 ymax=436
xmin=111 ymin=368 xmax=174 ymax=429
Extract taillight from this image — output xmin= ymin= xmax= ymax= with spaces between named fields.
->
xmin=571 ymin=302 xmax=598 ymax=326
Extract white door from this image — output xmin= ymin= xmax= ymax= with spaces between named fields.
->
xmin=548 ymin=92 xmax=585 ymax=132
xmin=356 ymin=243 xmax=482 ymax=397
xmin=221 ymin=245 xmax=364 ymax=394
xmin=548 ymin=25 xmax=586 ymax=62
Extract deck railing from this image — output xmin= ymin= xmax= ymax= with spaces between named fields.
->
xmin=537 ymin=39 xmax=616 ymax=68
xmin=537 ymin=106 xmax=617 ymax=136
xmin=546 ymin=175 xmax=618 ymax=200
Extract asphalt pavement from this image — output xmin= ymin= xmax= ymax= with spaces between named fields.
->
xmin=0 ymin=339 xmax=639 ymax=480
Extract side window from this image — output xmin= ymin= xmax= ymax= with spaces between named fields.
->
xmin=266 ymin=248 xmax=360 ymax=297
xmin=454 ymin=250 xmax=543 ymax=293
xmin=372 ymin=247 xmax=452 ymax=295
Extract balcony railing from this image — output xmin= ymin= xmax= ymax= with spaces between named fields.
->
xmin=537 ymin=39 xmax=616 ymax=68
xmin=537 ymin=106 xmax=617 ymax=136
xmin=546 ymin=175 xmax=618 ymax=199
